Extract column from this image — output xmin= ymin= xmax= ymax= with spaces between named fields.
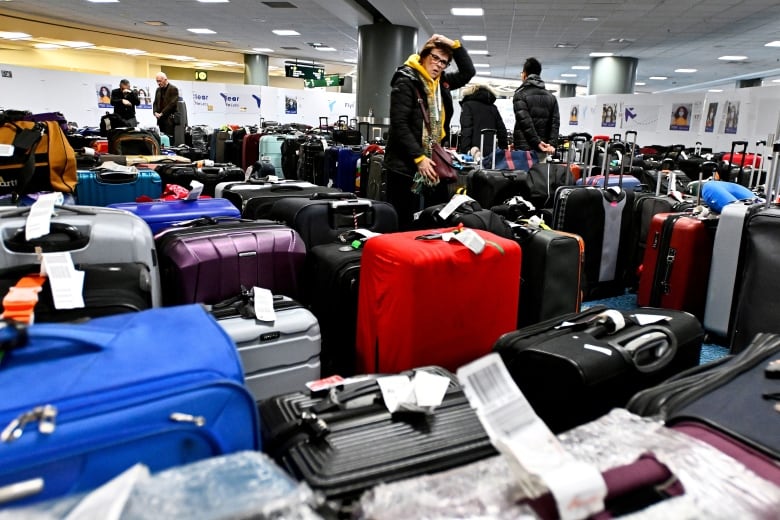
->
xmin=558 ymin=83 xmax=577 ymax=98
xmin=341 ymin=76 xmax=353 ymax=94
xmin=244 ymin=54 xmax=269 ymax=86
xmin=357 ymin=24 xmax=417 ymax=124
xmin=587 ymin=57 xmax=638 ymax=95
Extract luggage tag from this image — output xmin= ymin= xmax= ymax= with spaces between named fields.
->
xmin=0 ymin=144 xmax=14 ymax=157
xmin=376 ymin=370 xmax=449 ymax=414
xmin=252 ymin=287 xmax=276 ymax=322
xmin=438 ymin=193 xmax=475 ymax=220
xmin=24 ymin=192 xmax=62 ymax=241
xmin=40 ymin=252 xmax=85 ymax=310
xmin=185 ymin=180 xmax=204 ymax=200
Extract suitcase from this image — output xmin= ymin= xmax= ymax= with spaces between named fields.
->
xmin=636 ymin=212 xmax=717 ymax=320
xmin=225 ymin=183 xmax=343 ymax=220
xmin=268 ymin=193 xmax=398 ymax=249
xmin=365 ymin=152 xmax=387 ymax=201
xmin=493 ymin=305 xmax=704 ymax=433
xmin=298 ymin=139 xmax=327 ymax=186
xmin=155 ymin=219 xmax=306 ymax=305
xmin=414 ymin=198 xmax=514 ymax=239
xmin=0 ymin=304 xmax=259 ymax=506
xmin=509 ymin=222 xmax=584 ymax=327
xmin=257 ymin=133 xmax=288 ymax=178
xmin=75 ymin=168 xmax=162 ymax=206
xmin=209 ymin=293 xmax=321 ymax=403
xmin=0 ymin=205 xmax=162 ymax=307
xmin=107 ymin=129 xmax=160 ymax=156
xmin=107 ymin=197 xmax=241 ymax=234
xmin=355 ymin=228 xmax=521 ymax=374
xmin=241 ymin=132 xmax=262 ymax=171
xmin=324 ymin=144 xmax=362 ymax=193
xmin=576 ymin=173 xmax=642 ymax=191
xmin=215 ymin=178 xmax=314 ymax=200
xmin=551 ymin=141 xmax=635 ymax=299
xmin=467 ymin=168 xmax=530 ymax=209
xmin=257 ymin=366 xmax=496 ymax=513
xmin=153 ymin=163 xmax=245 ymax=197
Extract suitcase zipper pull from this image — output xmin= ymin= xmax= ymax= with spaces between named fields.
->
xmin=169 ymin=412 xmax=206 ymax=427
xmin=1 ymin=405 xmax=57 ymax=443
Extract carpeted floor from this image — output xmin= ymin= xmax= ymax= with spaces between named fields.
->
xmin=582 ymin=292 xmax=730 ymax=365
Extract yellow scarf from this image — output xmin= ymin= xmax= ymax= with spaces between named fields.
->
xmin=404 ymin=54 xmax=445 ymax=143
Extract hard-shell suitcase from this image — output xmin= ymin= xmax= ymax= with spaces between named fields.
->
xmin=75 ymin=168 xmax=162 ymax=206
xmin=324 ymin=144 xmax=362 ymax=193
xmin=241 ymin=132 xmax=262 ymax=171
xmin=0 ymin=205 xmax=162 ymax=307
xmin=355 ymin=228 xmax=521 ymax=374
xmin=299 ymin=139 xmax=327 ymax=186
xmin=636 ymin=212 xmax=717 ymax=320
xmin=209 ymin=293 xmax=321 ymax=403
xmin=258 ymin=366 xmax=495 ymax=513
xmin=153 ymin=163 xmax=244 ymax=197
xmin=268 ymin=193 xmax=398 ymax=249
xmin=107 ymin=197 xmax=241 ymax=234
xmin=258 ymin=133 xmax=288 ymax=177
xmin=493 ymin=305 xmax=704 ymax=433
xmin=0 ymin=304 xmax=259 ymax=506
xmin=155 ymin=219 xmax=306 ymax=305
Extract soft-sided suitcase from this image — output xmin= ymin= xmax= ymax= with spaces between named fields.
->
xmin=226 ymin=183 xmax=343 ymax=220
xmin=155 ymin=218 xmax=306 ymax=305
xmin=268 ymin=193 xmax=398 ymax=249
xmin=636 ymin=212 xmax=717 ymax=320
xmin=355 ymin=228 xmax=521 ymax=374
xmin=365 ymin=152 xmax=387 ymax=201
xmin=298 ymin=139 xmax=327 ymax=186
xmin=241 ymin=132 xmax=262 ymax=171
xmin=75 ymin=168 xmax=162 ymax=206
xmin=107 ymin=197 xmax=241 ymax=234
xmin=493 ymin=305 xmax=704 ymax=433
xmin=0 ymin=304 xmax=259 ymax=506
xmin=467 ymin=168 xmax=530 ymax=209
xmin=107 ymin=129 xmax=160 ymax=156
xmin=0 ymin=205 xmax=162 ymax=307
xmin=153 ymin=163 xmax=245 ymax=197
xmin=215 ymin=178 xmax=314 ymax=200
xmin=414 ymin=198 xmax=514 ymax=239
xmin=258 ymin=366 xmax=496 ymax=513
xmin=209 ymin=293 xmax=321 ymax=403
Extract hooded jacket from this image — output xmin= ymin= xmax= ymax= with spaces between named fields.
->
xmin=512 ymin=74 xmax=560 ymax=152
xmin=458 ymin=85 xmax=508 ymax=154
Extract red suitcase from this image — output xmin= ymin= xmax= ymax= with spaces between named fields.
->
xmin=241 ymin=132 xmax=262 ymax=171
xmin=355 ymin=228 xmax=521 ymax=374
xmin=637 ymin=212 xmax=716 ymax=319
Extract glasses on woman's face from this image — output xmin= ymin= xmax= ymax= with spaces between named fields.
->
xmin=428 ymin=53 xmax=450 ymax=67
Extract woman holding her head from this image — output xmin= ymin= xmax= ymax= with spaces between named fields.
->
xmin=383 ymin=34 xmax=475 ymax=230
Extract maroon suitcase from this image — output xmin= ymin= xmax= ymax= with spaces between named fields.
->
xmin=637 ymin=212 xmax=716 ymax=320
xmin=155 ymin=219 xmax=306 ymax=305
xmin=242 ymin=133 xmax=262 ymax=171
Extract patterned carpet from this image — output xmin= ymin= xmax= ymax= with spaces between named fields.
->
xmin=582 ymin=292 xmax=730 ymax=365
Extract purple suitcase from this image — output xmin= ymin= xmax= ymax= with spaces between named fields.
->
xmin=155 ymin=219 xmax=306 ymax=305
xmin=108 ymin=197 xmax=241 ymax=234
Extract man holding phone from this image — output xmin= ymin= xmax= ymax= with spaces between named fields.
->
xmin=110 ymin=79 xmax=140 ymax=127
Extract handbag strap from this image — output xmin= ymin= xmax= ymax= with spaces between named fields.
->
xmin=415 ymin=88 xmax=433 ymax=133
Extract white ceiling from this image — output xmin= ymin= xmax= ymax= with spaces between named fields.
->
xmin=2 ymin=0 xmax=780 ymax=93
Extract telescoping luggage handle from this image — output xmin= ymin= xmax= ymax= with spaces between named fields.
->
xmin=749 ymin=139 xmax=767 ymax=188
xmin=766 ymin=140 xmax=780 ymax=208
xmin=602 ymin=141 xmax=627 ymax=191
xmin=480 ymin=128 xmax=497 ymax=169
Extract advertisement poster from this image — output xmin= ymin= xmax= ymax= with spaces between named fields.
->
xmin=136 ymin=85 xmax=153 ymax=109
xmin=601 ymin=103 xmax=617 ymax=127
xmin=670 ymin=103 xmax=692 ymax=131
xmin=724 ymin=100 xmax=739 ymax=134
xmin=704 ymin=102 xmax=718 ymax=133
xmin=569 ymin=105 xmax=579 ymax=126
xmin=285 ymin=95 xmax=298 ymax=114
xmin=96 ymin=83 xmax=112 ymax=108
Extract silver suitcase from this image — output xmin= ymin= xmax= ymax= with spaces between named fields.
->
xmin=211 ymin=294 xmax=321 ymax=402
xmin=0 ymin=205 xmax=162 ymax=307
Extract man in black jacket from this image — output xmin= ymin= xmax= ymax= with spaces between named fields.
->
xmin=512 ymin=57 xmax=559 ymax=160
xmin=110 ymin=79 xmax=140 ymax=127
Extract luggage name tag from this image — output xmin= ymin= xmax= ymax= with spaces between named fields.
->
xmin=185 ymin=180 xmax=204 ymax=200
xmin=450 ymin=228 xmax=486 ymax=254
xmin=41 ymin=252 xmax=85 ymax=310
xmin=458 ymin=353 xmax=607 ymax=520
xmin=252 ymin=287 xmax=275 ymax=322
xmin=376 ymin=370 xmax=449 ymax=413
xmin=438 ymin=193 xmax=475 ymax=220
xmin=24 ymin=192 xmax=62 ymax=241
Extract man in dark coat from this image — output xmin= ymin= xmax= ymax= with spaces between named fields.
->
xmin=512 ymin=57 xmax=559 ymax=160
xmin=110 ymin=79 xmax=140 ymax=127
xmin=458 ymin=84 xmax=508 ymax=157
xmin=153 ymin=72 xmax=180 ymax=140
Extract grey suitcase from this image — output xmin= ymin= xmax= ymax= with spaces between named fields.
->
xmin=210 ymin=293 xmax=321 ymax=402
xmin=0 ymin=205 xmax=162 ymax=306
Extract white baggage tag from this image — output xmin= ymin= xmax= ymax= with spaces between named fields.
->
xmin=252 ymin=287 xmax=275 ymax=322
xmin=412 ymin=370 xmax=450 ymax=407
xmin=42 ymin=252 xmax=85 ymax=310
xmin=24 ymin=192 xmax=61 ymax=241
xmin=438 ymin=193 xmax=474 ymax=220
xmin=377 ymin=375 xmax=414 ymax=413
xmin=350 ymin=228 xmax=381 ymax=239
xmin=458 ymin=353 xmax=607 ymax=520
xmin=452 ymin=228 xmax=485 ymax=254
xmin=631 ymin=313 xmax=671 ymax=326
xmin=185 ymin=180 xmax=204 ymax=200
xmin=98 ymin=162 xmax=137 ymax=174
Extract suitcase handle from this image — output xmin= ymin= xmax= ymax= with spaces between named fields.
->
xmin=3 ymin=322 xmax=120 ymax=358
xmin=609 ymin=325 xmax=678 ymax=374
xmin=309 ymin=192 xmax=357 ymax=200
xmin=4 ymin=222 xmax=90 ymax=253
xmin=95 ymin=170 xmax=138 ymax=184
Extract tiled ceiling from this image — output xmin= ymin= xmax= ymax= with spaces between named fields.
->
xmin=2 ymin=0 xmax=780 ymax=92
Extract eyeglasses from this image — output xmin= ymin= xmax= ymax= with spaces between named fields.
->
xmin=428 ymin=54 xmax=450 ymax=67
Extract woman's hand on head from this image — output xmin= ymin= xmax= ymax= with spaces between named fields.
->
xmin=429 ymin=34 xmax=454 ymax=47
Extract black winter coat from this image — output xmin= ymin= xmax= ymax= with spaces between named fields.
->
xmin=440 ymin=45 xmax=476 ymax=146
xmin=512 ymin=74 xmax=560 ymax=151
xmin=458 ymin=87 xmax=508 ymax=154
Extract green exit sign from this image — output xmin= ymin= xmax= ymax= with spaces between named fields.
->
xmin=304 ymin=74 xmax=341 ymax=88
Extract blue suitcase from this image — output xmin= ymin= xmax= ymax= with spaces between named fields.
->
xmin=108 ymin=197 xmax=241 ymax=234
xmin=0 ymin=304 xmax=259 ymax=506
xmin=324 ymin=145 xmax=362 ymax=193
xmin=76 ymin=169 xmax=163 ymax=206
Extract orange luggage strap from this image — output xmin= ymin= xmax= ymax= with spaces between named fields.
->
xmin=1 ymin=275 xmax=46 ymax=324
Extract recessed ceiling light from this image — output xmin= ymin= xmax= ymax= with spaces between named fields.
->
xmin=315 ymin=47 xmax=336 ymax=52
xmin=194 ymin=62 xmax=216 ymax=68
xmin=674 ymin=68 xmax=697 ymax=73
xmin=468 ymin=50 xmax=489 ymax=55
xmin=144 ymin=21 xmax=168 ymax=26
xmin=451 ymin=8 xmax=483 ymax=16
xmin=649 ymin=76 xmax=668 ymax=80
xmin=476 ymin=71 xmax=491 ymax=75
xmin=635 ymin=82 xmax=646 ymax=86
xmin=123 ymin=49 xmax=147 ymax=55
xmin=87 ymin=0 xmax=119 ymax=3
xmin=552 ymin=80 xmax=566 ymax=83
xmin=187 ymin=28 xmax=217 ymax=34
xmin=170 ymin=55 xmax=196 ymax=61
xmin=708 ymin=89 xmax=723 ymax=92
xmin=773 ymin=79 xmax=780 ymax=83
xmin=473 ymin=63 xmax=490 ymax=68
xmin=462 ymin=35 xmax=487 ymax=42
xmin=34 ymin=43 xmax=63 ymax=49
xmin=197 ymin=0 xmax=230 ymax=3
xmin=0 ymin=32 xmax=31 ymax=40
xmin=62 ymin=41 xmax=94 ymax=48
xmin=765 ymin=41 xmax=780 ymax=47
xmin=252 ymin=47 xmax=274 ymax=53
xmin=718 ymin=55 xmax=747 ymax=61
xmin=560 ymin=73 xmax=577 ymax=78
xmin=571 ymin=65 xmax=590 ymax=70
xmin=589 ymin=52 xmax=613 ymax=57
xmin=212 ymin=41 xmax=231 ymax=45
xmin=273 ymin=29 xmax=300 ymax=36
xmin=582 ymin=17 xmax=599 ymax=22
xmin=555 ymin=43 xmax=577 ymax=49
xmin=344 ymin=58 xmax=358 ymax=63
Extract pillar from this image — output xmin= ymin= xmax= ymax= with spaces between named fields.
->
xmin=357 ymin=24 xmax=417 ymax=124
xmin=587 ymin=57 xmax=638 ymax=95
xmin=558 ymin=83 xmax=577 ymax=98
xmin=244 ymin=54 xmax=269 ymax=86
xmin=341 ymin=75 xmax=353 ymax=94
xmin=737 ymin=78 xmax=762 ymax=88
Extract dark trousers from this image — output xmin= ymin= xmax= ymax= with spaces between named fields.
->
xmin=386 ymin=168 xmax=450 ymax=231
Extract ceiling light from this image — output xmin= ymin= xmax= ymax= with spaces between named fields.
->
xmin=344 ymin=58 xmax=358 ymax=63
xmin=63 ymin=41 xmax=94 ymax=48
xmin=560 ymin=73 xmax=577 ymax=78
xmin=708 ymin=89 xmax=723 ymax=92
xmin=252 ymin=47 xmax=274 ymax=53
xmin=194 ymin=62 xmax=216 ymax=68
xmin=765 ymin=41 xmax=780 ymax=47
xmin=86 ymin=0 xmax=119 ymax=3
xmin=0 ymin=32 xmax=31 ymax=40
xmin=170 ymin=55 xmax=196 ymax=61
xmin=144 ymin=21 xmax=167 ymax=26
xmin=34 ymin=43 xmax=63 ymax=49
xmin=674 ymin=68 xmax=697 ymax=73
xmin=582 ymin=17 xmax=599 ymax=22
xmin=462 ymin=35 xmax=487 ymax=42
xmin=273 ymin=29 xmax=300 ymax=36
xmin=635 ymin=82 xmax=646 ymax=86
xmin=123 ymin=48 xmax=147 ymax=55
xmin=315 ymin=47 xmax=336 ymax=52
xmin=468 ymin=50 xmax=489 ymax=55
xmin=552 ymin=80 xmax=566 ymax=83
xmin=473 ymin=63 xmax=490 ymax=68
xmin=555 ymin=43 xmax=577 ymax=49
xmin=571 ymin=65 xmax=590 ymax=70
xmin=197 ymin=0 xmax=230 ymax=3
xmin=649 ymin=76 xmax=668 ymax=80
xmin=212 ymin=41 xmax=231 ymax=45
xmin=476 ymin=71 xmax=491 ymax=75
xmin=187 ymin=28 xmax=216 ymax=34
xmin=589 ymin=52 xmax=613 ymax=57
xmin=451 ymin=8 xmax=483 ymax=16
xmin=718 ymin=55 xmax=747 ymax=61
xmin=773 ymin=79 xmax=780 ymax=83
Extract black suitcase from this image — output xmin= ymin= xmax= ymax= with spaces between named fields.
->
xmin=154 ymin=162 xmax=244 ymax=197
xmin=467 ymin=168 xmax=531 ymax=209
xmin=258 ymin=365 xmax=496 ymax=515
xmin=299 ymin=139 xmax=327 ymax=186
xmin=493 ymin=305 xmax=704 ymax=433
xmin=221 ymin=183 xmax=342 ymax=219
xmin=269 ymin=193 xmax=398 ymax=250
xmin=414 ymin=198 xmax=514 ymax=239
